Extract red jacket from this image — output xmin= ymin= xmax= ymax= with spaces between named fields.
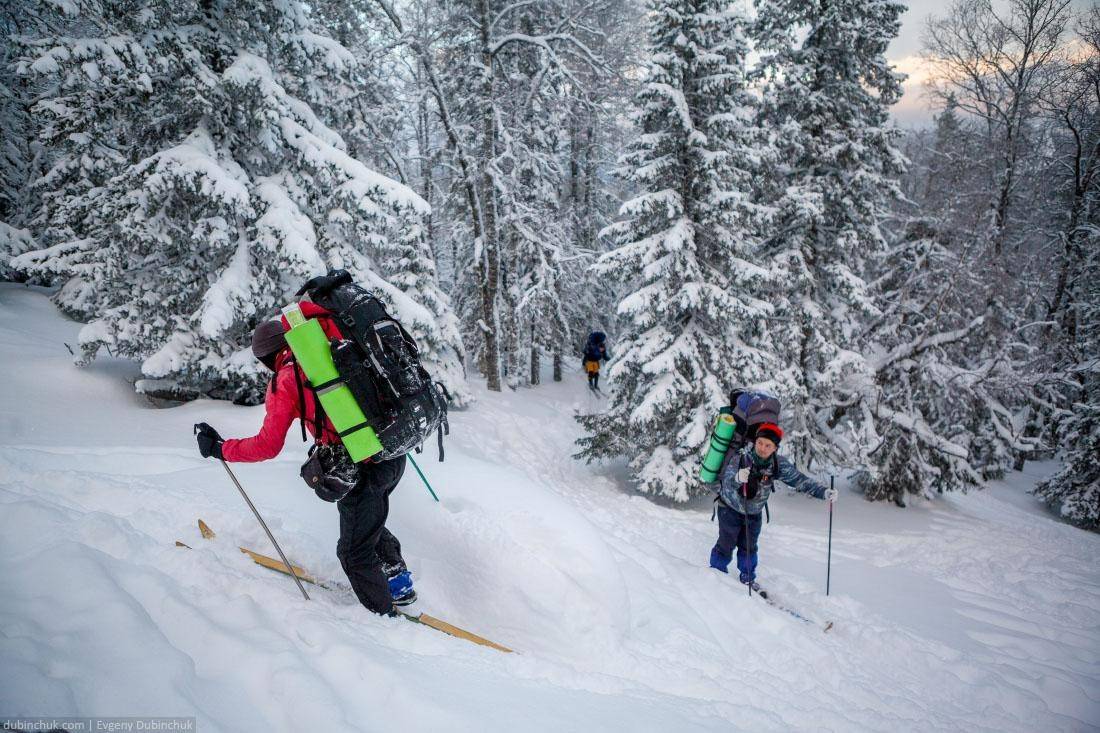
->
xmin=221 ymin=303 xmax=342 ymax=463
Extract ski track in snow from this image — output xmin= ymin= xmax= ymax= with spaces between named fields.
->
xmin=1 ymin=284 xmax=1098 ymax=732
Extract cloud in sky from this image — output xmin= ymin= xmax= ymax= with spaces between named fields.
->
xmin=890 ymin=54 xmax=937 ymax=129
xmin=887 ymin=0 xmax=953 ymax=128
xmin=886 ymin=0 xmax=1093 ymax=128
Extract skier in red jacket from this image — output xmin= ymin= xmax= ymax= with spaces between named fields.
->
xmin=194 ymin=310 xmax=415 ymax=615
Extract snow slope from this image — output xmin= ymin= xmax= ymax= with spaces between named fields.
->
xmin=1 ymin=284 xmax=1098 ymax=732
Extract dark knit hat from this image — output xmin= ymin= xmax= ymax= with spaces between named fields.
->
xmin=251 ymin=319 xmax=288 ymax=360
xmin=756 ymin=422 xmax=784 ymax=447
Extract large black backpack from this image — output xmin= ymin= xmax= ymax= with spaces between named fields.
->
xmin=296 ymin=270 xmax=450 ymax=461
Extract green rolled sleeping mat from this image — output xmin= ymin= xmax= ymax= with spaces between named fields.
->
xmin=281 ymin=302 xmax=383 ymax=462
xmin=700 ymin=411 xmax=737 ymax=483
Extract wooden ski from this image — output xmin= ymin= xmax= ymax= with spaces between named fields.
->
xmin=189 ymin=519 xmax=514 ymax=653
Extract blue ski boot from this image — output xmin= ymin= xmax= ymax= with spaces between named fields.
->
xmin=387 ymin=568 xmax=417 ymax=607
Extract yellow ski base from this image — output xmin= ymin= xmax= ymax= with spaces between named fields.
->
xmin=243 ymin=545 xmax=513 ymax=653
xmin=238 ymin=546 xmax=320 ymax=586
xmin=192 ymin=519 xmax=513 ymax=653
xmin=397 ymin=610 xmax=514 ymax=654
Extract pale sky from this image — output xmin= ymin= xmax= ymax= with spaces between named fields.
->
xmin=889 ymin=0 xmax=958 ymax=128
xmin=888 ymin=0 xmax=1094 ymax=128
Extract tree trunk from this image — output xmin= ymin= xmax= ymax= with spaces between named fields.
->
xmin=582 ymin=112 xmax=597 ymax=249
xmin=530 ymin=342 xmax=540 ymax=385
xmin=553 ymin=351 xmax=562 ymax=382
xmin=476 ymin=0 xmax=501 ymax=391
xmin=991 ymin=144 xmax=1019 ymax=256
xmin=415 ymin=60 xmax=439 ymax=273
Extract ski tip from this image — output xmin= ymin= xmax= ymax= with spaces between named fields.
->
xmin=175 ymin=540 xmax=192 ymax=549
xmin=198 ymin=519 xmax=216 ymax=539
xmin=823 ymin=621 xmax=834 ymax=633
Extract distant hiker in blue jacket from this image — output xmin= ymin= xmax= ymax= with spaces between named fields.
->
xmin=709 ymin=423 xmax=836 ymax=586
xmin=582 ymin=331 xmax=609 ymax=391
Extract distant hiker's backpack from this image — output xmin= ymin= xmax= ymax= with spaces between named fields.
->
xmin=296 ymin=270 xmax=450 ymax=461
xmin=583 ymin=331 xmax=607 ymax=362
xmin=730 ymin=389 xmax=782 ymax=444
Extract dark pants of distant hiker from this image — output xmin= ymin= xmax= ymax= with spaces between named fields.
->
xmin=710 ymin=506 xmax=762 ymax=581
xmin=336 ymin=454 xmax=407 ymax=615
xmin=585 ymin=360 xmax=600 ymax=388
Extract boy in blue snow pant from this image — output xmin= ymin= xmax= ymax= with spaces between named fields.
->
xmin=710 ymin=505 xmax=762 ymax=583
xmin=707 ymin=422 xmax=833 ymax=584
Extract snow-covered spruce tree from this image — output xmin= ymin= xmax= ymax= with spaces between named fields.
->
xmin=374 ymin=211 xmax=472 ymax=406
xmin=495 ymin=7 xmax=576 ymax=388
xmin=1034 ymin=218 xmax=1100 ymax=529
xmin=13 ymin=0 xmax=461 ymax=403
xmin=856 ymin=226 xmax=993 ymax=504
xmin=1 ymin=8 xmax=32 ymax=227
xmin=1034 ymin=183 xmax=1095 ymax=526
xmin=555 ymin=2 xmax=640 ymax=383
xmin=306 ymin=0 xmax=470 ymax=404
xmin=1033 ymin=10 xmax=1100 ymax=531
xmin=308 ymin=0 xmax=411 ymax=186
xmin=857 ymin=111 xmax=1038 ymax=504
xmin=380 ymin=0 xmax=609 ymax=392
xmin=0 ymin=29 xmax=38 ymax=284
xmin=1 ymin=0 xmax=53 ymax=281
xmin=752 ymin=0 xmax=905 ymax=471
xmin=575 ymin=0 xmax=773 ymax=502
xmin=919 ymin=96 xmax=992 ymax=243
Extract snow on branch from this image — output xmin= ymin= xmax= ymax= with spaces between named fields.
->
xmin=872 ymin=315 xmax=987 ymax=374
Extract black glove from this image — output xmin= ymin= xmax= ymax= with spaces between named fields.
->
xmin=194 ymin=423 xmax=224 ymax=460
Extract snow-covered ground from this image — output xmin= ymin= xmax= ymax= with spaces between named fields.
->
xmin=2 ymin=283 xmax=1098 ymax=732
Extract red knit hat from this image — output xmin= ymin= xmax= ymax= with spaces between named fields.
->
xmin=756 ymin=423 xmax=784 ymax=446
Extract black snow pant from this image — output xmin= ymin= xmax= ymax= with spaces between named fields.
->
xmin=336 ymin=454 xmax=407 ymax=615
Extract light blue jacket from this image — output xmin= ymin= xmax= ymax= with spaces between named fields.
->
xmin=718 ymin=445 xmax=828 ymax=515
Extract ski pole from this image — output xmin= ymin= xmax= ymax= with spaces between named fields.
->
xmin=407 ymin=455 xmax=440 ymax=502
xmin=218 ymin=458 xmax=311 ymax=601
xmin=743 ymin=479 xmax=751 ymax=598
xmin=746 ymin=522 xmax=752 ymax=598
xmin=826 ymin=475 xmax=834 ymax=597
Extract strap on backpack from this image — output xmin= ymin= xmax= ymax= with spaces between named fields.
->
xmin=292 ymin=360 xmax=308 ymax=443
xmin=435 ymin=381 xmax=451 ymax=463
xmin=763 ymin=454 xmax=779 ymax=523
xmin=312 ymin=387 xmax=326 ymax=444
xmin=292 ymin=361 xmax=326 ymax=445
